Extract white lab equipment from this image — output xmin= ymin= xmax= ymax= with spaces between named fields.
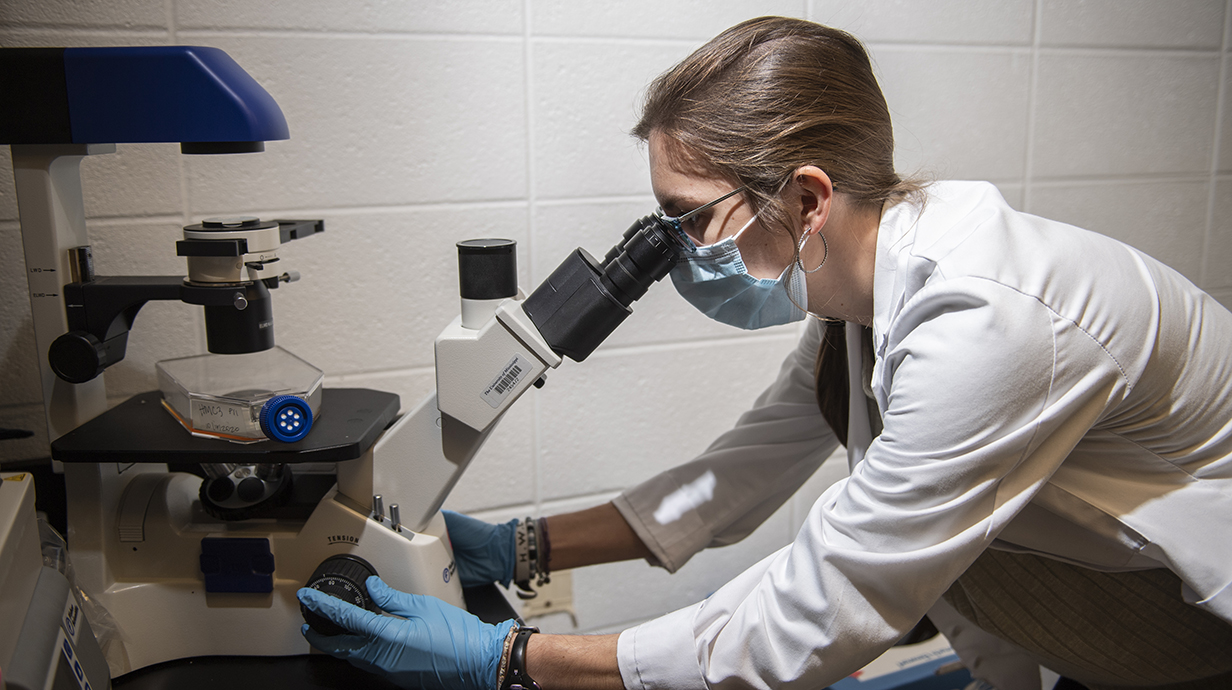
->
xmin=2 ymin=45 xmax=684 ymax=685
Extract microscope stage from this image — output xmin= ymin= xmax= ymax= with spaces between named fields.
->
xmin=51 ymin=388 xmax=399 ymax=464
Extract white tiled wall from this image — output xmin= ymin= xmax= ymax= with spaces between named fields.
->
xmin=3 ymin=0 xmax=1230 ymax=637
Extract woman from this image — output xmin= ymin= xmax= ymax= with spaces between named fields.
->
xmin=298 ymin=17 xmax=1232 ymax=690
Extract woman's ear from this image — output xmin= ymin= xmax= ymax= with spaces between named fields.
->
xmin=791 ymin=166 xmax=834 ymax=237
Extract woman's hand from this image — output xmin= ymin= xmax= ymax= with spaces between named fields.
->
xmin=298 ymin=576 xmax=516 ymax=690
xmin=443 ymin=510 xmax=518 ymax=588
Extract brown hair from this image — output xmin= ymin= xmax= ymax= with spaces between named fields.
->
xmin=633 ymin=16 xmax=914 ymax=440
xmin=632 ymin=15 xmax=923 ymax=235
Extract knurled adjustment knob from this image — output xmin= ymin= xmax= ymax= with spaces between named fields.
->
xmin=301 ymin=554 xmax=379 ymax=636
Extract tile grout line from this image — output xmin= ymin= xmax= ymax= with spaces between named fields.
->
xmin=1030 ymin=172 xmax=1216 ymax=184
xmin=867 ymin=43 xmax=1219 ymax=58
xmin=167 ymin=0 xmax=206 ymax=349
xmin=1202 ymin=0 xmax=1232 ymax=289
xmin=1021 ymin=0 xmax=1044 ymax=212
xmin=172 ymin=28 xmax=525 ymax=42
xmin=522 ymin=0 xmax=544 ymax=515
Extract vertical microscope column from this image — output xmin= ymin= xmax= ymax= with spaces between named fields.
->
xmin=11 ymin=142 xmax=140 ymax=597
xmin=12 ymin=143 xmax=111 ymax=438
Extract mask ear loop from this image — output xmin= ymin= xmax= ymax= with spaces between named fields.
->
xmin=730 ymin=213 xmax=760 ymax=242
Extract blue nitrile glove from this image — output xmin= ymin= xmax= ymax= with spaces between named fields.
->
xmin=442 ymin=509 xmax=517 ymax=588
xmin=298 ymin=576 xmax=516 ymax=690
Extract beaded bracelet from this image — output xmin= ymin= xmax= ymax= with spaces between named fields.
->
xmin=514 ymin=516 xmax=552 ymax=598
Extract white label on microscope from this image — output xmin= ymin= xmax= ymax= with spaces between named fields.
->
xmin=482 ymin=354 xmax=530 ymax=409
xmin=191 ymin=399 xmax=252 ymax=437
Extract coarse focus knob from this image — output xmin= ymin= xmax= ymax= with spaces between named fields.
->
xmin=48 ymin=331 xmax=108 ymax=383
xmin=301 ymin=554 xmax=380 ymax=636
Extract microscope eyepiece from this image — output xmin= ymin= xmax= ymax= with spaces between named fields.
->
xmin=598 ymin=215 xmax=682 ymax=307
xmin=521 ymin=214 xmax=684 ymax=362
xmin=457 ymin=238 xmax=518 ymax=300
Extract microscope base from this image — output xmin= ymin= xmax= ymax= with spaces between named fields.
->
xmin=89 ymin=472 xmax=467 ymax=675
xmin=110 ymin=584 xmax=518 ymax=690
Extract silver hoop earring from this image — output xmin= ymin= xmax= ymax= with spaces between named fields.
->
xmin=796 ymin=228 xmax=828 ymax=274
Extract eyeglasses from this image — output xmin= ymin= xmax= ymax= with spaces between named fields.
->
xmin=656 ymin=187 xmax=746 ymax=249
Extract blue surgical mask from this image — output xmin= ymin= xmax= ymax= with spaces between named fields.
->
xmin=666 ymin=213 xmax=807 ymax=329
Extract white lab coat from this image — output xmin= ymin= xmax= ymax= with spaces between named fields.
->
xmin=612 ymin=181 xmax=1232 ymax=690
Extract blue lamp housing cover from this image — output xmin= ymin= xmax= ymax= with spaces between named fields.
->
xmin=0 ymin=46 xmax=289 ymax=148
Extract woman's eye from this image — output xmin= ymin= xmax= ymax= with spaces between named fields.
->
xmin=682 ymin=214 xmax=707 ymax=240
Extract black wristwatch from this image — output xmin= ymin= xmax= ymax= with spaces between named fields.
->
xmin=501 ymin=626 xmax=541 ymax=690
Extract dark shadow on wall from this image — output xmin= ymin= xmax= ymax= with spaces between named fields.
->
xmin=0 ymin=308 xmax=52 ymax=463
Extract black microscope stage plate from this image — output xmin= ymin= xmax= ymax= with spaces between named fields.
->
xmin=51 ymin=388 xmax=400 ymax=464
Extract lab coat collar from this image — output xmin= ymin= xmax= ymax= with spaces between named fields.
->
xmin=871 ymin=191 xmax=920 ymax=359
xmin=870 ymin=181 xmax=1009 ymax=356
xmin=849 ymin=195 xmax=921 ymax=470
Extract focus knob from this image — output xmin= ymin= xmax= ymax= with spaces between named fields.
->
xmin=301 ymin=554 xmax=379 ymax=635
xmin=48 ymin=331 xmax=107 ymax=383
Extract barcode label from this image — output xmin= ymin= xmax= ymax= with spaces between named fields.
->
xmin=494 ymin=364 xmax=522 ymax=394
xmin=482 ymin=354 xmax=531 ymax=409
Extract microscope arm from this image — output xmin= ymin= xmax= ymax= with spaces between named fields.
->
xmin=50 ymin=275 xmax=183 ymax=384
xmin=342 ymin=214 xmax=685 ymax=533
xmin=338 ymin=301 xmax=562 ymax=533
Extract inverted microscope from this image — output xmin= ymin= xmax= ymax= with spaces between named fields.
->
xmin=0 ymin=46 xmax=685 ymax=690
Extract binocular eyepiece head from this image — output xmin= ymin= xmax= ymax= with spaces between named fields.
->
xmin=518 ymin=213 xmax=686 ymax=362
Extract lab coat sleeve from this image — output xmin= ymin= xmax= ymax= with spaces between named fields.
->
xmin=613 ymin=319 xmax=842 ymax=573
xmin=618 ymin=277 xmax=1128 ymax=690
